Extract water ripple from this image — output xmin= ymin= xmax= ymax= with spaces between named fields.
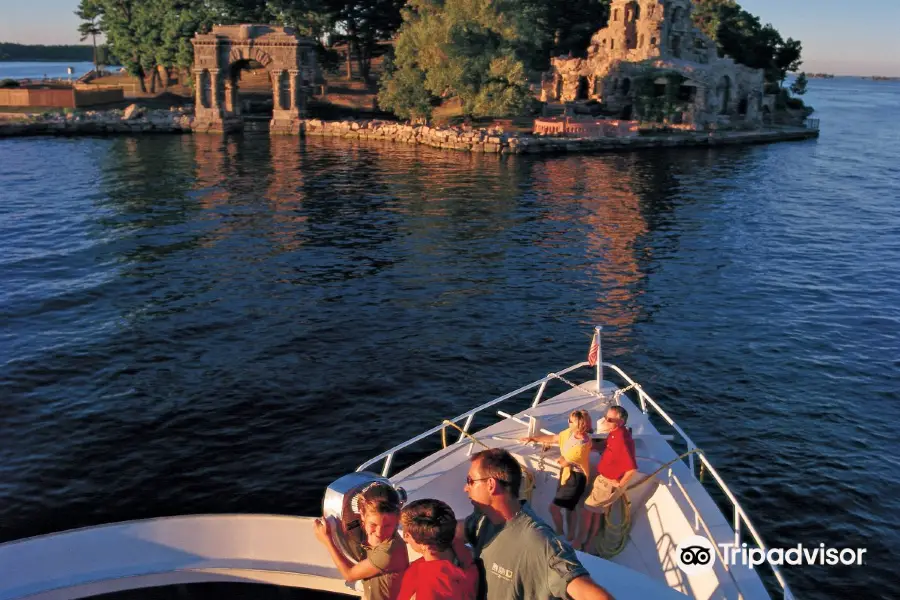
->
xmin=0 ymin=79 xmax=898 ymax=599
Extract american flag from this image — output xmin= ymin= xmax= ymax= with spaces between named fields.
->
xmin=587 ymin=331 xmax=599 ymax=366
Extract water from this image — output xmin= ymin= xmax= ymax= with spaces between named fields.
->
xmin=1 ymin=77 xmax=898 ymax=599
xmin=0 ymin=61 xmax=98 ymax=80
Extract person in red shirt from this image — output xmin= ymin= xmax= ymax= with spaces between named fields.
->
xmin=575 ymin=405 xmax=637 ymax=552
xmin=397 ymin=499 xmax=478 ymax=600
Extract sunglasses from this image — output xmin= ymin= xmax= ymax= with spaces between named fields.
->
xmin=466 ymin=475 xmax=508 ymax=487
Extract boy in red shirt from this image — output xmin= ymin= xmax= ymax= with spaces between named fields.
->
xmin=575 ymin=405 xmax=638 ymax=552
xmin=398 ymin=499 xmax=479 ymax=600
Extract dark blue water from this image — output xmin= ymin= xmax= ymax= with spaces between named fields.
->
xmin=0 ymin=61 xmax=97 ymax=80
xmin=1 ymin=78 xmax=898 ymax=599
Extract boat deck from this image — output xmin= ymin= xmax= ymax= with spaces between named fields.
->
xmin=390 ymin=379 xmax=770 ymax=600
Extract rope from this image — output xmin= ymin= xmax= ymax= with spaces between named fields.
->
xmin=440 ymin=420 xmax=535 ymax=503
xmin=547 ymin=373 xmax=639 ymax=405
xmin=549 ymin=373 xmax=605 ymax=399
xmin=440 ymin=419 xmax=490 ymax=450
xmin=587 ymin=448 xmax=705 ymax=559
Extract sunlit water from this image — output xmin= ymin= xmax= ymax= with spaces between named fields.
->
xmin=1 ymin=77 xmax=898 ymax=599
xmin=0 ymin=61 xmax=97 ymax=80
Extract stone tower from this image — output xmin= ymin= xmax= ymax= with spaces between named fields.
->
xmin=591 ymin=0 xmax=716 ymax=65
xmin=544 ymin=0 xmax=765 ymax=128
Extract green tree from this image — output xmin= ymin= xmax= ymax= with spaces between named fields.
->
xmin=691 ymin=0 xmax=802 ymax=86
xmin=691 ymin=0 xmax=735 ymax=41
xmin=542 ymin=0 xmax=610 ymax=60
xmin=325 ymin=0 xmax=405 ymax=82
xmin=0 ymin=43 xmax=95 ymax=61
xmin=379 ymin=0 xmax=547 ymax=119
xmin=100 ymin=0 xmax=149 ymax=91
xmin=377 ymin=56 xmax=433 ymax=119
xmin=76 ymin=1 xmax=103 ymax=75
xmin=774 ymin=37 xmax=803 ymax=85
xmin=205 ymin=0 xmax=330 ymax=36
xmin=790 ymin=72 xmax=808 ymax=96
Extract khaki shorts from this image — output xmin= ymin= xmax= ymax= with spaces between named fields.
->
xmin=584 ymin=475 xmax=618 ymax=513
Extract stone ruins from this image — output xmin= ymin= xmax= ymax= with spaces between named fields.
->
xmin=542 ymin=0 xmax=772 ymax=128
xmin=191 ymin=24 xmax=319 ymax=133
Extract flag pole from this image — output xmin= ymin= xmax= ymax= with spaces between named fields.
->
xmin=595 ymin=325 xmax=603 ymax=398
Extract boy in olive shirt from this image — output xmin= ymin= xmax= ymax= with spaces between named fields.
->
xmin=455 ymin=448 xmax=615 ymax=600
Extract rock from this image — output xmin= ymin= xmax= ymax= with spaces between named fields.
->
xmin=123 ymin=104 xmax=144 ymax=120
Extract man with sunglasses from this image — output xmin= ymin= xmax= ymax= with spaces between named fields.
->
xmin=455 ymin=448 xmax=614 ymax=600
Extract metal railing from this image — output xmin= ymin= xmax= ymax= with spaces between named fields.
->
xmin=356 ymin=362 xmax=588 ymax=476
xmin=603 ymin=363 xmax=794 ymax=600
xmin=356 ymin=360 xmax=793 ymax=600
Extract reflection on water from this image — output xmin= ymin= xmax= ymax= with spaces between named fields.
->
xmin=532 ymin=155 xmax=650 ymax=341
xmin=1 ymin=78 xmax=899 ymax=600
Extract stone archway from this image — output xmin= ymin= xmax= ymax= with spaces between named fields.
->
xmin=191 ymin=24 xmax=318 ymax=133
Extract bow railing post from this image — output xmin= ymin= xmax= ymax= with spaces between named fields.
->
xmin=595 ymin=325 xmax=603 ymax=397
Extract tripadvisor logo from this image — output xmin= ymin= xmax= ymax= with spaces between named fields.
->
xmin=676 ymin=535 xmax=716 ymax=574
xmin=675 ymin=535 xmax=868 ymax=574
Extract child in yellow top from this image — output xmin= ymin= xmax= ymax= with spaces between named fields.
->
xmin=520 ymin=409 xmax=592 ymax=541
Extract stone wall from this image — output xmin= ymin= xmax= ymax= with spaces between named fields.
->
xmin=301 ymin=119 xmax=508 ymax=153
xmin=299 ymin=118 xmax=816 ymax=154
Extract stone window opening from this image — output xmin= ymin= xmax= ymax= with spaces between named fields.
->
xmin=626 ymin=2 xmax=640 ymax=22
xmin=639 ymin=35 xmax=645 ymax=48
xmin=651 ymin=37 xmax=657 ymax=46
xmin=611 ymin=38 xmax=615 ymax=50
xmin=614 ymin=8 xmax=619 ymax=21
xmin=717 ymin=75 xmax=732 ymax=114
xmin=738 ymin=97 xmax=748 ymax=115
xmin=677 ymin=85 xmax=696 ymax=102
xmin=671 ymin=6 xmax=684 ymax=28
xmin=199 ymin=69 xmax=211 ymax=108
xmin=278 ymin=70 xmax=291 ymax=110
xmin=621 ymin=78 xmax=631 ymax=96
xmin=671 ymin=35 xmax=681 ymax=58
xmin=593 ymin=76 xmax=603 ymax=95
xmin=576 ymin=76 xmax=590 ymax=100
xmin=624 ymin=1 xmax=640 ymax=50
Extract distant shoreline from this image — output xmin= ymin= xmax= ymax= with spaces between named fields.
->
xmin=803 ymin=73 xmax=900 ymax=80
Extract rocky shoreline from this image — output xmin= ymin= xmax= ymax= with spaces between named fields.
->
xmin=301 ymin=118 xmax=819 ymax=154
xmin=0 ymin=107 xmax=819 ymax=153
xmin=0 ymin=106 xmax=193 ymax=136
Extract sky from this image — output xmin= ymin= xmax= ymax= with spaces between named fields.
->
xmin=1 ymin=0 xmax=898 ymax=76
